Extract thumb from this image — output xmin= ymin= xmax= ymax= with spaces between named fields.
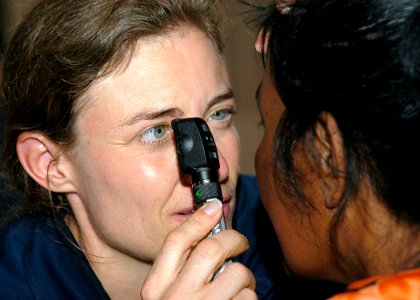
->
xmin=141 ymin=199 xmax=223 ymax=299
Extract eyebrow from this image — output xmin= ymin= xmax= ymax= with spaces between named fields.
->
xmin=206 ymin=89 xmax=235 ymax=111
xmin=119 ymin=89 xmax=235 ymax=127
xmin=119 ymin=107 xmax=184 ymax=127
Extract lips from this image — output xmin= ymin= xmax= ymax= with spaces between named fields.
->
xmin=221 ymin=195 xmax=231 ymax=220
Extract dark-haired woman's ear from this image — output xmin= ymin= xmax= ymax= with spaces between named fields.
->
xmin=16 ymin=132 xmax=76 ymax=193
xmin=312 ymin=112 xmax=346 ymax=209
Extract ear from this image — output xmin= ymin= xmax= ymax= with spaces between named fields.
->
xmin=16 ymin=131 xmax=76 ymax=193
xmin=312 ymin=112 xmax=346 ymax=209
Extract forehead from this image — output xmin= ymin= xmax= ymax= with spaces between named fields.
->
xmin=74 ymin=26 xmax=230 ymax=124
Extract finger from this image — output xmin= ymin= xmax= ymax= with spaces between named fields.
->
xmin=141 ymin=200 xmax=223 ymax=299
xmin=165 ymin=262 xmax=256 ymax=300
xmin=206 ymin=262 xmax=257 ymax=299
xmin=174 ymin=230 xmax=250 ymax=288
xmin=213 ymin=262 xmax=256 ymax=290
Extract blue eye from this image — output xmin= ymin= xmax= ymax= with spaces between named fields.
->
xmin=210 ymin=109 xmax=229 ymax=121
xmin=140 ymin=125 xmax=167 ymax=144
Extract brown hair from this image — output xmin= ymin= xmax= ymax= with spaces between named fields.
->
xmin=1 ymin=0 xmax=227 ymax=214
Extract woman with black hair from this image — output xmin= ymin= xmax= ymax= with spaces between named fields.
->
xmin=251 ymin=0 xmax=420 ymax=298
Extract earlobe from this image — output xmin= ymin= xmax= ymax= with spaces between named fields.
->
xmin=313 ymin=112 xmax=346 ymax=209
xmin=17 ymin=132 xmax=76 ymax=193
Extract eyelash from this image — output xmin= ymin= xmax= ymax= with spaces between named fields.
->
xmin=138 ymin=124 xmax=171 ymax=145
xmin=208 ymin=108 xmax=236 ymax=124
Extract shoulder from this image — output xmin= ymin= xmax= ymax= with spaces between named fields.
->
xmin=233 ymin=174 xmax=261 ymax=230
xmin=0 ymin=214 xmax=109 ymax=299
xmin=0 ymin=216 xmax=40 ymax=264
xmin=0 ymin=216 xmax=39 ymax=298
xmin=329 ymin=268 xmax=420 ymax=300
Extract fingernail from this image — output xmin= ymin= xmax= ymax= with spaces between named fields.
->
xmin=202 ymin=199 xmax=222 ymax=216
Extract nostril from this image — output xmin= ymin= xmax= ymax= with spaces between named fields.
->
xmin=180 ymin=172 xmax=192 ymax=185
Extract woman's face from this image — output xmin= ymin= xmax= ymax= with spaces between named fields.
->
xmin=64 ymin=26 xmax=240 ymax=263
xmin=255 ymin=70 xmax=337 ymax=280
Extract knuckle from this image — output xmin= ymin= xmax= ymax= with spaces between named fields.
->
xmin=163 ymin=228 xmax=186 ymax=249
xmin=160 ymin=285 xmax=193 ymax=300
xmin=234 ymin=288 xmax=258 ymax=300
xmin=194 ymin=237 xmax=224 ymax=260
xmin=140 ymin=282 xmax=158 ymax=300
xmin=175 ymin=213 xmax=212 ymax=240
xmin=185 ymin=213 xmax=209 ymax=233
xmin=227 ymin=262 xmax=256 ymax=288
xmin=228 ymin=230 xmax=250 ymax=249
xmin=228 ymin=262 xmax=250 ymax=278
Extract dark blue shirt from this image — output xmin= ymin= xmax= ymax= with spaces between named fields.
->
xmin=0 ymin=214 xmax=110 ymax=299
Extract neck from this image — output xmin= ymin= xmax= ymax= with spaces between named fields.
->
xmin=88 ymin=251 xmax=151 ymax=299
xmin=65 ymin=207 xmax=152 ymax=299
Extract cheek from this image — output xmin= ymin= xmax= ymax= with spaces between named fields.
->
xmin=77 ymin=144 xmax=177 ymax=201
xmin=255 ymin=130 xmax=273 ymax=183
xmin=134 ymin=153 xmax=179 ymax=193
xmin=255 ymin=128 xmax=284 ymax=224
xmin=255 ymin=144 xmax=264 ymax=182
xmin=137 ymin=162 xmax=159 ymax=181
xmin=255 ymin=138 xmax=288 ymax=249
xmin=256 ymin=141 xmax=274 ymax=206
xmin=227 ymin=135 xmax=240 ymax=169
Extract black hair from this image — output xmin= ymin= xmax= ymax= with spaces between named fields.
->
xmin=267 ymin=0 xmax=420 ymax=222
xmin=245 ymin=0 xmax=420 ymax=278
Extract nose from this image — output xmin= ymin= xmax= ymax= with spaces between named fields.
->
xmin=217 ymin=149 xmax=229 ymax=183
